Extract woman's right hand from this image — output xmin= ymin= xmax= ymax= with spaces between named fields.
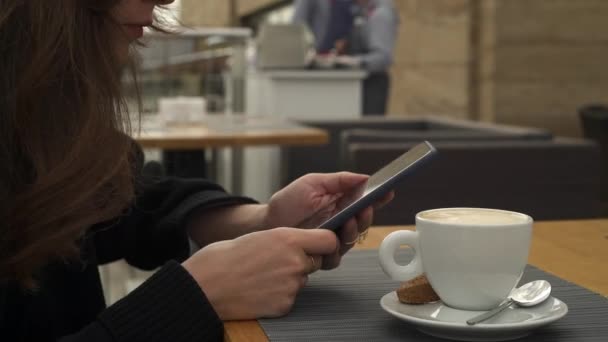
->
xmin=182 ymin=227 xmax=338 ymax=320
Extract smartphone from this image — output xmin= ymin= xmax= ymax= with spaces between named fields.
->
xmin=315 ymin=141 xmax=437 ymax=231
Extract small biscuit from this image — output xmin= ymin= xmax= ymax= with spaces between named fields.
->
xmin=396 ymin=274 xmax=440 ymax=304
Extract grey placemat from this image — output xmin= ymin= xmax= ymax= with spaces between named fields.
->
xmin=259 ymin=250 xmax=608 ymax=341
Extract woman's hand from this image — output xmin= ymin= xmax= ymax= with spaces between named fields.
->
xmin=183 ymin=227 xmax=337 ymax=320
xmin=265 ymin=172 xmax=394 ymax=269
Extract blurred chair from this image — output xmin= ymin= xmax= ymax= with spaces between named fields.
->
xmin=339 ymin=128 xmax=553 ymax=170
xmin=579 ymin=105 xmax=608 ymax=138
xmin=284 ymin=116 xmax=551 ymax=185
xmin=579 ymin=105 xmax=608 ymax=215
xmin=285 ymin=117 xmax=427 ymax=182
xmin=347 ymin=139 xmax=601 ymax=225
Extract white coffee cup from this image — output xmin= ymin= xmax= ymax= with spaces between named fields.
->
xmin=379 ymin=208 xmax=533 ymax=311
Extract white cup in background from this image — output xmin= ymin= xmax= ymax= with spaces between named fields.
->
xmin=158 ymin=96 xmax=207 ymax=124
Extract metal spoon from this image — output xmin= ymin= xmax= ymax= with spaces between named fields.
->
xmin=466 ymin=280 xmax=552 ymax=325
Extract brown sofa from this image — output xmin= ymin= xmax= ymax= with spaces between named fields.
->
xmin=346 ymin=138 xmax=601 ymax=225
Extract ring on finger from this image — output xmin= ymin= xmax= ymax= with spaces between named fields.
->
xmin=344 ymin=234 xmax=359 ymax=245
xmin=345 ymin=229 xmax=369 ymax=246
xmin=308 ymin=255 xmax=317 ymax=273
xmin=357 ymin=228 xmax=369 ymax=243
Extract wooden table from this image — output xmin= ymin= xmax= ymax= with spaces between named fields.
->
xmin=135 ymin=115 xmax=328 ymax=150
xmin=134 ymin=115 xmax=328 ymax=195
xmin=224 ymin=219 xmax=608 ymax=342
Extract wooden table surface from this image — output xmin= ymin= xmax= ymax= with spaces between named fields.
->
xmin=224 ymin=219 xmax=608 ymax=342
xmin=134 ymin=115 xmax=328 ymax=150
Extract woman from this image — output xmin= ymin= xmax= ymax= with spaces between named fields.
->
xmin=0 ymin=1 xmax=392 ymax=341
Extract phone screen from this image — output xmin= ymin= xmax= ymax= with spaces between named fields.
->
xmin=298 ymin=141 xmax=437 ymax=231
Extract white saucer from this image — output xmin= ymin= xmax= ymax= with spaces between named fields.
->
xmin=380 ymin=292 xmax=568 ymax=341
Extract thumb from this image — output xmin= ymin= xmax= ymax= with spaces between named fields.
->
xmin=288 ymin=228 xmax=338 ymax=256
xmin=314 ymin=172 xmax=369 ymax=194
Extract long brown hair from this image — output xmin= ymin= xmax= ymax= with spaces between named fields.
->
xmin=0 ymin=0 xmax=141 ymax=286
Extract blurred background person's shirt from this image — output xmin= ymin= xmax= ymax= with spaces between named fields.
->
xmin=293 ymin=0 xmax=399 ymax=115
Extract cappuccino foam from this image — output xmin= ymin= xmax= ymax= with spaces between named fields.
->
xmin=419 ymin=208 xmax=529 ymax=225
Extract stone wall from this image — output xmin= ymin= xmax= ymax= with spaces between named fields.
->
xmin=180 ymin=0 xmax=230 ymax=27
xmin=237 ymin=0 xmax=282 ymax=17
xmin=484 ymin=0 xmax=608 ymax=136
xmin=180 ymin=0 xmax=281 ymax=27
xmin=389 ymin=0 xmax=472 ymax=119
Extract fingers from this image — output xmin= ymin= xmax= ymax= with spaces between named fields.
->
xmin=295 ymin=252 xmax=323 ymax=275
xmin=331 ymin=202 xmax=375 ymax=256
xmin=308 ymin=172 xmax=368 ymax=194
xmin=283 ymin=227 xmax=338 ymax=256
xmin=313 ymin=218 xmax=356 ymax=270
xmin=356 ymin=206 xmax=374 ymax=233
xmin=308 ymin=254 xmax=323 ymax=273
xmin=322 ymin=249 xmax=341 ymax=270
xmin=374 ymin=191 xmax=395 ymax=209
xmin=333 ymin=207 xmax=374 ymax=259
xmin=339 ymin=218 xmax=359 ymax=253
xmin=269 ymin=228 xmax=337 ymax=276
xmin=300 ymin=275 xmax=309 ymax=287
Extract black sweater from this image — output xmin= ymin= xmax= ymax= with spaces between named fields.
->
xmin=0 ymin=176 xmax=256 ymax=342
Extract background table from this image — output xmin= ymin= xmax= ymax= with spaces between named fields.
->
xmin=224 ymin=219 xmax=608 ymax=341
xmin=136 ymin=115 xmax=328 ymax=150
xmin=134 ymin=115 xmax=328 ymax=196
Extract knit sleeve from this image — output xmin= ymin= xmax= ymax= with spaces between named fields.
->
xmin=90 ymin=176 xmax=257 ymax=270
xmin=60 ymin=261 xmax=223 ymax=342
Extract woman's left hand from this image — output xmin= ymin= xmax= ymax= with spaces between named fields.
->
xmin=265 ymin=172 xmax=394 ymax=269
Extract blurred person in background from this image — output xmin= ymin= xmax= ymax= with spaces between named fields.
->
xmin=0 ymin=0 xmax=392 ymax=341
xmin=293 ymin=0 xmax=399 ymax=115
